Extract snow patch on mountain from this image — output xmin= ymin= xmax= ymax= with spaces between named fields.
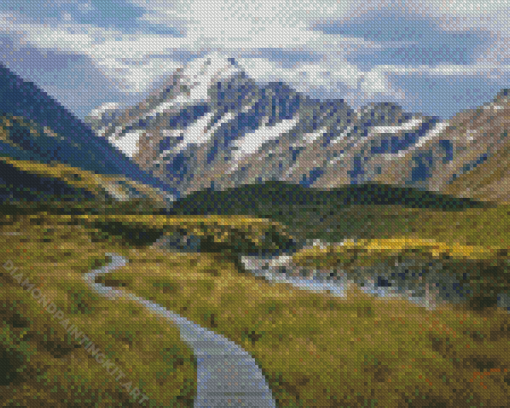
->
xmin=329 ymin=125 xmax=355 ymax=145
xmin=229 ymin=115 xmax=300 ymax=172
xmin=109 ymin=130 xmax=145 ymax=158
xmin=152 ymin=94 xmax=189 ymax=115
xmin=88 ymin=102 xmax=121 ymax=119
xmin=303 ymin=126 xmax=329 ymax=143
xmin=412 ymin=121 xmax=450 ymax=150
xmin=171 ymin=111 xmax=217 ymax=153
xmin=371 ymin=117 xmax=423 ymax=134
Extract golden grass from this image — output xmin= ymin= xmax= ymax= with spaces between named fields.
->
xmin=97 ymin=244 xmax=510 ymax=407
xmin=298 ymin=203 xmax=510 ymax=251
xmin=292 ymin=237 xmax=510 ymax=268
xmin=0 ymin=216 xmax=197 ymax=407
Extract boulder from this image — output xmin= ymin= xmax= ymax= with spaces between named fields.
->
xmin=153 ymin=230 xmax=202 ymax=252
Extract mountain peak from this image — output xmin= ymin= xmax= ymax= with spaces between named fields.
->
xmin=175 ymin=53 xmax=244 ymax=102
xmin=181 ymin=52 xmax=240 ymax=79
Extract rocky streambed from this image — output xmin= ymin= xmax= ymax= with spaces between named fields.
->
xmin=152 ymin=232 xmax=510 ymax=313
xmin=240 ymin=241 xmax=510 ymax=314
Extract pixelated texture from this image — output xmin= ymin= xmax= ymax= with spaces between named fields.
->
xmin=1 ymin=1 xmax=510 ymax=407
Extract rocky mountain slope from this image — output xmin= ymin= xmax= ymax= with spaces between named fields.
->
xmin=0 ymin=63 xmax=179 ymax=205
xmin=86 ymin=53 xmax=510 ymax=203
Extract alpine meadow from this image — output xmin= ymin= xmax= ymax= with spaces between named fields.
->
xmin=1 ymin=1 xmax=510 ymax=407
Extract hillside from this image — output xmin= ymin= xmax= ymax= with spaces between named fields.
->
xmin=168 ymin=181 xmax=492 ymax=243
xmin=0 ymin=153 xmax=173 ymax=209
xmin=0 ymin=64 xmax=179 ymax=207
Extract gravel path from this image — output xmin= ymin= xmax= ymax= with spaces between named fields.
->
xmin=83 ymin=253 xmax=276 ymax=408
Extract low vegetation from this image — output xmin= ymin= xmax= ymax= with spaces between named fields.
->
xmin=17 ymin=212 xmax=295 ymax=255
xmin=97 ymin=244 xmax=510 ymax=407
xmin=293 ymin=237 xmax=510 ymax=266
xmin=1 ymin=180 xmax=510 ymax=407
xmin=0 ymin=213 xmax=197 ymax=407
xmin=292 ymin=237 xmax=510 ymax=312
xmin=167 ymin=180 xmax=499 ymax=245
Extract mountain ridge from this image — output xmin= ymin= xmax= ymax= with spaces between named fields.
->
xmin=86 ymin=54 xmax=510 ymax=203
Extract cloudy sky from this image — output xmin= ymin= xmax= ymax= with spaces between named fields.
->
xmin=1 ymin=0 xmax=509 ymax=121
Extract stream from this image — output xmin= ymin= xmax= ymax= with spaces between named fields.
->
xmin=240 ymin=240 xmax=510 ymax=314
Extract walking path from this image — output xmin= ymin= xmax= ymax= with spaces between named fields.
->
xmin=83 ymin=253 xmax=276 ymax=408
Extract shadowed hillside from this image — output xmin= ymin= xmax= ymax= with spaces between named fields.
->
xmin=169 ymin=181 xmax=489 ymax=213
xmin=0 ymin=62 xmax=179 ymax=204
xmin=168 ymin=181 xmax=492 ymax=242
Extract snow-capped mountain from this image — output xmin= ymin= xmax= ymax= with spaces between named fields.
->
xmin=86 ymin=53 xmax=510 ymax=202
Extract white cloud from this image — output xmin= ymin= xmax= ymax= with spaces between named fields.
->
xmin=1 ymin=0 xmax=508 ymax=115
xmin=372 ymin=63 xmax=510 ymax=78
xmin=0 ymin=12 xmax=16 ymax=31
xmin=76 ymin=1 xmax=94 ymax=13
xmin=0 ymin=0 xmax=393 ymax=97
xmin=132 ymin=0 xmax=356 ymax=26
xmin=358 ymin=70 xmax=392 ymax=95
xmin=406 ymin=0 xmax=510 ymax=34
xmin=128 ymin=0 xmax=380 ymax=52
xmin=429 ymin=0 xmax=509 ymax=16
xmin=237 ymin=55 xmax=405 ymax=100
xmin=0 ymin=7 xmax=410 ymax=104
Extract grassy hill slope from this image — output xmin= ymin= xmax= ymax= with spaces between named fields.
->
xmin=168 ymin=181 xmax=495 ymax=245
xmin=0 ymin=210 xmax=197 ymax=407
xmin=1 ymin=181 xmax=509 ymax=406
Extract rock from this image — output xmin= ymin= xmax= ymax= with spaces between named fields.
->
xmin=153 ymin=231 xmax=202 ymax=252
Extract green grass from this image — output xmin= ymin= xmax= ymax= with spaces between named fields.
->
xmin=97 ymin=244 xmax=510 ymax=407
xmin=0 ymin=201 xmax=297 ymax=253
xmin=167 ymin=181 xmax=497 ymax=245
xmin=293 ymin=237 xmax=510 ymax=266
xmin=0 ymin=213 xmax=198 ymax=407
xmin=2 ymin=186 xmax=510 ymax=407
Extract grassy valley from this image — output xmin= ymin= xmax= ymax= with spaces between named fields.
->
xmin=93 ymin=198 xmax=510 ymax=407
xmin=2 ymin=180 xmax=510 ymax=406
xmin=0 ymin=209 xmax=198 ymax=407
xmin=2 ymin=38 xmax=510 ymax=408
xmin=0 ymin=199 xmax=296 ymax=406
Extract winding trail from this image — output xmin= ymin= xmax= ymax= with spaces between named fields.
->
xmin=83 ymin=253 xmax=276 ymax=408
